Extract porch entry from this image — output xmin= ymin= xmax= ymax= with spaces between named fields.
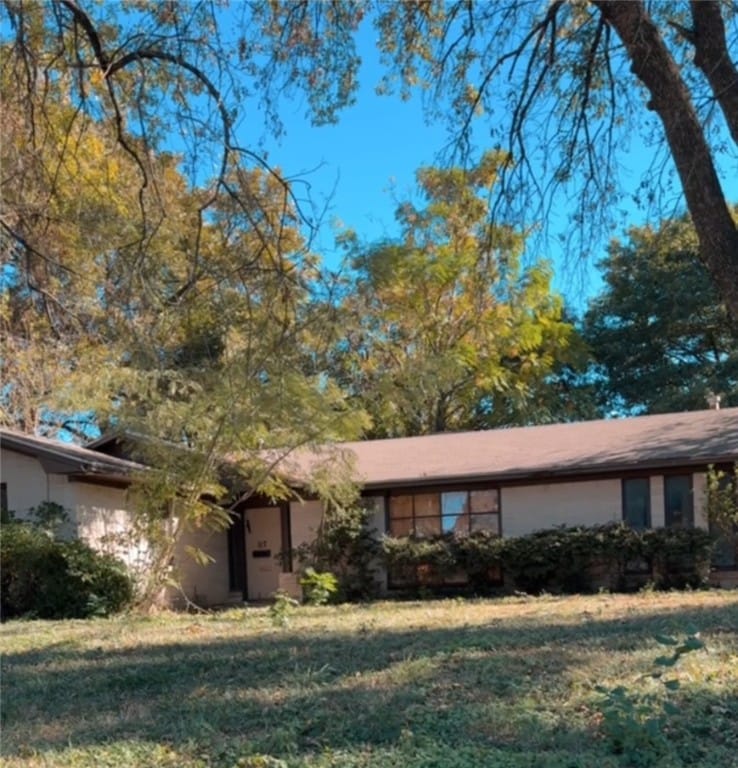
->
xmin=244 ymin=506 xmax=283 ymax=600
xmin=228 ymin=504 xmax=288 ymax=601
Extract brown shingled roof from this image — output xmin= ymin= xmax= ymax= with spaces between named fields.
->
xmin=0 ymin=428 xmax=143 ymax=481
xmin=280 ymin=408 xmax=738 ymax=489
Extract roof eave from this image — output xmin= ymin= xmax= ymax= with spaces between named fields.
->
xmin=1 ymin=432 xmax=143 ymax=477
xmin=358 ymin=453 xmax=737 ymax=491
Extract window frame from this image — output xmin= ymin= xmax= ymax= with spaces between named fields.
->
xmin=621 ymin=477 xmax=651 ymax=531
xmin=387 ymin=485 xmax=501 ymax=540
xmin=708 ymin=471 xmax=738 ymax=571
xmin=664 ymin=474 xmax=694 ymax=529
xmin=385 ymin=483 xmax=502 ymax=589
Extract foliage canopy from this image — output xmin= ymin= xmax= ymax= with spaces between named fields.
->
xmin=584 ymin=214 xmax=738 ymax=415
xmin=321 ymin=153 xmax=585 ymax=437
xmin=3 ymin=0 xmax=736 ymax=319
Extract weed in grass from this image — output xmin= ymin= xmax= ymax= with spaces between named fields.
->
xmin=269 ymin=590 xmax=299 ymax=628
xmin=218 ymin=607 xmax=249 ymax=621
xmin=594 ymin=629 xmax=705 ymax=766
xmin=299 ymin=569 xmax=338 ymax=606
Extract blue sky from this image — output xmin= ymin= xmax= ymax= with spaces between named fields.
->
xmin=257 ymin=29 xmax=449 ymax=267
xmin=244 ymin=22 xmax=737 ymax=314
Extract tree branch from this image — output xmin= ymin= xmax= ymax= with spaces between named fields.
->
xmin=689 ymin=0 xmax=738 ymax=147
xmin=594 ymin=0 xmax=738 ymax=323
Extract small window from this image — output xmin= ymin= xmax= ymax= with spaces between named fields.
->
xmin=709 ymin=473 xmax=738 ymax=570
xmin=0 ymin=482 xmax=7 ymax=520
xmin=622 ymin=478 xmax=650 ymax=530
xmin=664 ymin=475 xmax=694 ymax=528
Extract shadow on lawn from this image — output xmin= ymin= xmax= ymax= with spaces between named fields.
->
xmin=1 ymin=600 xmax=737 ymax=765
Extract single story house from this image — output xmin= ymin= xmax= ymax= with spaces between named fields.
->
xmin=0 ymin=429 xmax=151 ymax=574
xmin=2 ymin=407 xmax=737 ymax=605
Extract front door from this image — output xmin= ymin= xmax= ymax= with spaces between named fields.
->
xmin=245 ymin=506 xmax=282 ymax=600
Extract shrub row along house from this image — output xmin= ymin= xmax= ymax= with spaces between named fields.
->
xmin=1 ymin=407 xmax=737 ymax=605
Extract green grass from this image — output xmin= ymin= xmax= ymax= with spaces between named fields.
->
xmin=2 ymin=591 xmax=737 ymax=767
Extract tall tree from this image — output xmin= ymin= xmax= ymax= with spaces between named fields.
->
xmin=3 ymin=1 xmax=735 ymax=319
xmin=320 ymin=154 xmax=585 ymax=438
xmin=0 ymin=79 xmax=148 ymax=436
xmin=584 ymin=215 xmax=738 ymax=415
xmin=369 ymin=0 xmax=738 ymax=320
xmin=0 ymin=78 xmax=367 ymax=600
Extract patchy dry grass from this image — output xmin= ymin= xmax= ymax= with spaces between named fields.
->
xmin=2 ymin=591 xmax=737 ymax=767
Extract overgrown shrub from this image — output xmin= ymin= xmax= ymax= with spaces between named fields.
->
xmin=379 ymin=524 xmax=714 ymax=596
xmin=501 ymin=523 xmax=647 ymax=594
xmin=452 ymin=530 xmax=505 ymax=591
xmin=642 ymin=527 xmax=713 ymax=589
xmin=592 ymin=523 xmax=644 ymax=592
xmin=705 ymin=464 xmax=738 ymax=567
xmin=290 ymin=502 xmax=380 ymax=601
xmin=501 ymin=526 xmax=602 ymax=593
xmin=0 ymin=522 xmax=134 ymax=620
xmin=382 ymin=534 xmax=456 ymax=589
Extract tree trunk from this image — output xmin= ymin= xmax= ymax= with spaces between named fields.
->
xmin=593 ymin=0 xmax=738 ymax=324
xmin=690 ymin=0 xmax=738 ymax=147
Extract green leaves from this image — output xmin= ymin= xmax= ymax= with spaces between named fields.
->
xmin=584 ymin=213 xmax=738 ymax=415
xmin=653 ymin=632 xmax=705 ymax=669
xmin=596 ymin=628 xmax=706 ymax=765
xmin=326 ymin=153 xmax=582 ymax=437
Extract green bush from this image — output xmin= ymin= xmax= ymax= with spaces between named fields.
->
xmin=501 ymin=524 xmax=646 ymax=594
xmin=502 ymin=528 xmax=586 ymax=594
xmin=382 ymin=534 xmax=456 ymax=589
xmin=592 ymin=523 xmax=644 ymax=592
xmin=379 ymin=524 xmax=714 ymax=597
xmin=299 ymin=567 xmax=339 ymax=605
xmin=289 ymin=502 xmax=381 ymax=601
xmin=1 ymin=522 xmax=134 ymax=620
xmin=452 ymin=530 xmax=505 ymax=591
xmin=642 ymin=527 xmax=713 ymax=589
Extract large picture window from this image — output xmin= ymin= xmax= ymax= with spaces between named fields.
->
xmin=389 ymin=487 xmax=500 ymax=538
xmin=664 ymin=475 xmax=694 ymax=528
xmin=622 ymin=478 xmax=650 ymax=530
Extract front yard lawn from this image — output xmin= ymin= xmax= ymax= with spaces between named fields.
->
xmin=2 ymin=590 xmax=737 ymax=767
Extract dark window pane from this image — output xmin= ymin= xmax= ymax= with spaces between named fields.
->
xmin=390 ymin=517 xmax=413 ymax=537
xmin=390 ymin=495 xmax=413 ymax=520
xmin=665 ymin=475 xmax=693 ymax=528
xmin=416 ymin=516 xmax=441 ymax=537
xmin=415 ymin=493 xmax=440 ymax=518
xmin=623 ymin=478 xmax=650 ymax=530
xmin=470 ymin=489 xmax=498 ymax=514
xmin=471 ymin=512 xmax=500 ymax=534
